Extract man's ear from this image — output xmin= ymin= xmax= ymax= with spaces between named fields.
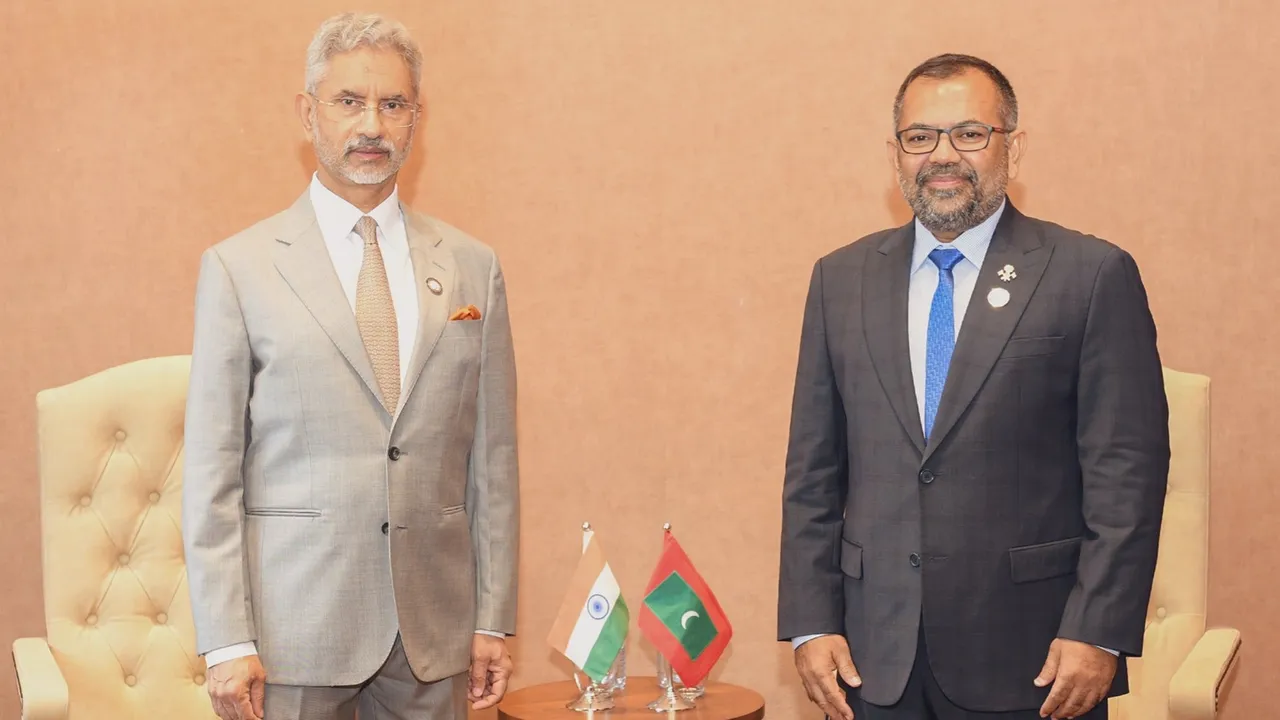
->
xmin=297 ymin=92 xmax=318 ymax=142
xmin=1006 ymin=128 xmax=1027 ymax=180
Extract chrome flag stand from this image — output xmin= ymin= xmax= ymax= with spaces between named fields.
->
xmin=647 ymin=652 xmax=696 ymax=712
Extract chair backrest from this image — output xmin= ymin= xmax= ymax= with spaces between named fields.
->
xmin=35 ymin=355 xmax=215 ymax=719
xmin=1109 ymin=367 xmax=1212 ymax=719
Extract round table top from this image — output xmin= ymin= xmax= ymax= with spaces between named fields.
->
xmin=497 ymin=676 xmax=764 ymax=720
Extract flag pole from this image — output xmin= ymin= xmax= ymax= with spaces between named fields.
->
xmin=596 ymin=520 xmax=627 ymax=694
xmin=565 ymin=521 xmax=616 ymax=712
xmin=647 ymin=522 xmax=696 ymax=712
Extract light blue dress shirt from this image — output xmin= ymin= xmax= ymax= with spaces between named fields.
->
xmin=906 ymin=200 xmax=1005 ymax=431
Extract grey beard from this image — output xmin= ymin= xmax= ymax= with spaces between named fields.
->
xmin=911 ymin=187 xmax=996 ymax=236
xmin=314 ymin=133 xmax=412 ymax=186
xmin=900 ymin=162 xmax=1007 ymax=236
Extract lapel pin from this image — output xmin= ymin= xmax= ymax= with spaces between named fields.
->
xmin=998 ymin=264 xmax=1017 ymax=282
xmin=987 ymin=287 xmax=1010 ymax=308
xmin=425 ymin=277 xmax=443 ymax=295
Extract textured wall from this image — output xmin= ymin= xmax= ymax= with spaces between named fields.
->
xmin=1 ymin=2 xmax=1273 ymax=717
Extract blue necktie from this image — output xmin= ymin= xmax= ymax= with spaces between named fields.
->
xmin=924 ymin=247 xmax=964 ymax=440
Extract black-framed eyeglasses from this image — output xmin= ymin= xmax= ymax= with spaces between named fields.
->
xmin=895 ymin=123 xmax=1010 ymax=154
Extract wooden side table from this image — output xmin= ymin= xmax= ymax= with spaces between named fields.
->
xmin=497 ymin=677 xmax=764 ymax=720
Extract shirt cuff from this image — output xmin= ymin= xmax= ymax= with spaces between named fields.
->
xmin=1096 ymin=645 xmax=1119 ymax=656
xmin=203 ymin=641 xmax=257 ymax=668
xmin=790 ymin=633 xmax=830 ymax=649
xmin=475 ymin=630 xmax=506 ymax=638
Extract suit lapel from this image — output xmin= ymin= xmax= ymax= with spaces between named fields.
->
xmin=921 ymin=205 xmax=1052 ymax=463
xmin=863 ymin=223 xmax=926 ymax=454
xmin=272 ymin=192 xmax=384 ymax=406
xmin=397 ymin=210 xmax=455 ymax=415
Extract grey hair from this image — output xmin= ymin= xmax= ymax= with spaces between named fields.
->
xmin=304 ymin=12 xmax=423 ymax=97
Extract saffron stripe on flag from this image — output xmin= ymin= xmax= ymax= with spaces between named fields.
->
xmin=547 ymin=537 xmax=609 ymax=652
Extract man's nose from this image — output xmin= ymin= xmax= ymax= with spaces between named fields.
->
xmin=928 ymin=132 xmax=961 ymax=163
xmin=355 ymin=105 xmax=386 ymax=136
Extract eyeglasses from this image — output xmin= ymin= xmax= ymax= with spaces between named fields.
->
xmin=895 ymin=123 xmax=1009 ymax=154
xmin=309 ymin=93 xmax=420 ymax=128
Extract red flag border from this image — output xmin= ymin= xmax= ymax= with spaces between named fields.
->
xmin=638 ymin=531 xmax=734 ymax=686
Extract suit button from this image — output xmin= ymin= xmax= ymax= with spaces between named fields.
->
xmin=388 ymin=447 xmax=401 ymax=461
xmin=909 ymin=553 xmax=921 ymax=568
xmin=381 ymin=522 xmax=389 ymax=535
xmin=919 ymin=469 xmax=934 ymax=484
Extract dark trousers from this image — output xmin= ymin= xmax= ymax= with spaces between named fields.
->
xmin=841 ymin=629 xmax=1108 ymax=720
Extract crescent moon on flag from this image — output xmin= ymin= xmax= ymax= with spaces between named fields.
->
xmin=680 ymin=611 xmax=700 ymax=628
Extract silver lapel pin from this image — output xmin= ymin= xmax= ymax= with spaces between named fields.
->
xmin=987 ymin=287 xmax=1010 ymax=308
xmin=997 ymin=264 xmax=1016 ymax=282
xmin=425 ymin=277 xmax=443 ymax=295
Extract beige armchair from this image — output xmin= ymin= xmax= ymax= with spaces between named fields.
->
xmin=1108 ymin=368 xmax=1241 ymax=720
xmin=12 ymin=355 xmax=215 ymax=719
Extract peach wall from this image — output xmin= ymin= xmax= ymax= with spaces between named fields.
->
xmin=1 ymin=2 xmax=1274 ymax=718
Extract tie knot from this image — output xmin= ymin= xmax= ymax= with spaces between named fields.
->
xmin=929 ymin=246 xmax=964 ymax=272
xmin=355 ymin=216 xmax=379 ymax=245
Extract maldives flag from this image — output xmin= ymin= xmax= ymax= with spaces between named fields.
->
xmin=638 ymin=531 xmax=733 ymax=687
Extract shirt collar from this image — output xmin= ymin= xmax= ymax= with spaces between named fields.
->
xmin=910 ymin=197 xmax=1007 ymax=274
xmin=308 ymin=172 xmax=403 ymax=245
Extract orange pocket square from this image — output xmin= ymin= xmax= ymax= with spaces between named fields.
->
xmin=449 ymin=304 xmax=482 ymax=321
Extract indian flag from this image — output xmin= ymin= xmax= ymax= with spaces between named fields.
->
xmin=546 ymin=532 xmax=630 ymax=684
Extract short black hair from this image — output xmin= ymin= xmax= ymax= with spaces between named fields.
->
xmin=893 ymin=53 xmax=1018 ymax=131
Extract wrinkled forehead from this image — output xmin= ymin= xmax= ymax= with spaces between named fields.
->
xmin=317 ymin=47 xmax=415 ymax=99
xmin=898 ymin=71 xmax=1003 ymax=129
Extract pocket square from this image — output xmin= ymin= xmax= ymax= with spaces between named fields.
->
xmin=449 ymin=304 xmax=482 ymax=321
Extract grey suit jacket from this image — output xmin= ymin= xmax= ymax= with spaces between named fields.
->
xmin=777 ymin=204 xmax=1169 ymax=711
xmin=182 ymin=190 xmax=519 ymax=686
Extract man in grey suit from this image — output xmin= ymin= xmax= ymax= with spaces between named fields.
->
xmin=182 ymin=12 xmax=519 ymax=720
xmin=777 ymin=54 xmax=1169 ymax=720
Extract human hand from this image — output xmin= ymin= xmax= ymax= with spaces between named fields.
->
xmin=469 ymin=634 xmax=514 ymax=710
xmin=794 ymin=635 xmax=860 ymax=720
xmin=1035 ymin=638 xmax=1116 ymax=719
xmin=207 ymin=655 xmax=266 ymax=720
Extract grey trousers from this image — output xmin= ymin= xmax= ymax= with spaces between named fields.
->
xmin=264 ymin=635 xmax=466 ymax=720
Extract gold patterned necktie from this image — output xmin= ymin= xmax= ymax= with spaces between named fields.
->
xmin=354 ymin=215 xmax=400 ymax=412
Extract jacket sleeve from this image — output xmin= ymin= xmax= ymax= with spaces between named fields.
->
xmin=181 ymin=247 xmax=258 ymax=656
xmin=466 ymin=251 xmax=520 ymax=635
xmin=1059 ymin=247 xmax=1170 ymax=655
xmin=778 ymin=258 xmax=849 ymax=641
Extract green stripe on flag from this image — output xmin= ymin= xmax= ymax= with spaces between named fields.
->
xmin=582 ymin=596 xmax=630 ymax=682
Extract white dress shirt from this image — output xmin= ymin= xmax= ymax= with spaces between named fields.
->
xmin=203 ymin=175 xmax=499 ymax=668
xmin=310 ymin=173 xmax=420 ymax=379
xmin=791 ymin=201 xmax=1116 ymax=656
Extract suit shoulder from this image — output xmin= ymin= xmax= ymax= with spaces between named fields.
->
xmin=203 ymin=206 xmax=295 ymax=260
xmin=414 ymin=212 xmax=502 ymax=271
xmin=1025 ymin=215 xmax=1134 ymax=265
xmin=816 ymin=226 xmax=899 ymax=268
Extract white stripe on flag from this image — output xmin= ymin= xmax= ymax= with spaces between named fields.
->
xmin=564 ymin=563 xmax=622 ymax=667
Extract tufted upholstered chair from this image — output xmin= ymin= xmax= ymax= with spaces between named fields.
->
xmin=12 ymin=355 xmax=216 ymax=720
xmin=1108 ymin=367 xmax=1241 ymax=720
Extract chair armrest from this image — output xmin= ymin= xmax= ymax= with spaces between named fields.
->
xmin=1169 ymin=627 xmax=1242 ymax=720
xmin=11 ymin=637 xmax=69 ymax=720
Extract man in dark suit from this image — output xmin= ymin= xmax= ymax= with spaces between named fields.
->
xmin=777 ymin=54 xmax=1169 ymax=720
